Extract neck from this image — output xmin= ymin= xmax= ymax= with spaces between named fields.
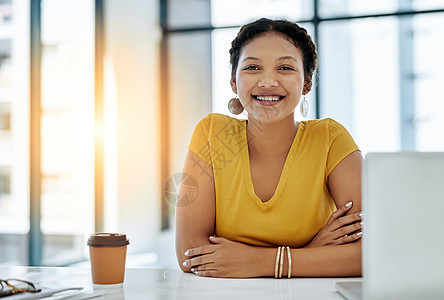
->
xmin=247 ymin=114 xmax=299 ymax=157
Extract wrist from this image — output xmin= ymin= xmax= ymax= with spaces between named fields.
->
xmin=249 ymin=246 xmax=276 ymax=277
xmin=272 ymin=246 xmax=293 ymax=278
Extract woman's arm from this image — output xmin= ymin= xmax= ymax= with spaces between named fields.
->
xmin=184 ymin=151 xmax=363 ymax=278
xmin=293 ymin=150 xmax=362 ymax=275
xmin=175 ymin=150 xmax=216 ymax=273
xmin=304 ymin=150 xmax=363 ymax=247
xmin=327 ymin=150 xmax=362 ymax=215
xmin=184 ymin=237 xmax=361 ymax=277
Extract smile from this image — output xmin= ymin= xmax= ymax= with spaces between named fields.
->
xmin=252 ymin=95 xmax=285 ymax=106
xmin=253 ymin=95 xmax=285 ymax=101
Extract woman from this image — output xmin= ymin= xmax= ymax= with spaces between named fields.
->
xmin=175 ymin=18 xmax=362 ymax=278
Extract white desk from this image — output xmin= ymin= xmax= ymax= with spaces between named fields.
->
xmin=0 ymin=266 xmax=361 ymax=299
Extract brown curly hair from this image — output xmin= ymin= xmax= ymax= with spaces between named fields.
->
xmin=229 ymin=18 xmax=318 ymax=82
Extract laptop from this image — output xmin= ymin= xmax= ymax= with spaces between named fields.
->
xmin=336 ymin=152 xmax=444 ymax=300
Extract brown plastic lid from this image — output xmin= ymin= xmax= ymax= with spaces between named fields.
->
xmin=87 ymin=233 xmax=129 ymax=247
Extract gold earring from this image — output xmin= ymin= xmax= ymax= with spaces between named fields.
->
xmin=228 ymin=96 xmax=244 ymax=115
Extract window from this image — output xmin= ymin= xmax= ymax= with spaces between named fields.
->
xmin=211 ymin=0 xmax=313 ymax=27
xmin=39 ymin=0 xmax=95 ymax=265
xmin=0 ymin=0 xmax=30 ymax=266
xmin=0 ymin=0 xmax=95 ymax=267
xmin=413 ymin=13 xmax=444 ymax=151
xmin=319 ymin=17 xmax=401 ymax=153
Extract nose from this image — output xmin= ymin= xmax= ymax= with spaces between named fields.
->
xmin=258 ymin=78 xmax=278 ymax=88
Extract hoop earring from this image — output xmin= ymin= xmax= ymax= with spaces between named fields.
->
xmin=228 ymin=96 xmax=244 ymax=115
xmin=300 ymin=95 xmax=309 ymax=117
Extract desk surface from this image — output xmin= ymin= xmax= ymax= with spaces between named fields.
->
xmin=1 ymin=266 xmax=361 ymax=299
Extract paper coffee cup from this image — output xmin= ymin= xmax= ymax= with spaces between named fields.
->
xmin=87 ymin=233 xmax=129 ymax=286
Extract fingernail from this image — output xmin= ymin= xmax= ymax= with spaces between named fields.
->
xmin=357 ymin=232 xmax=363 ymax=237
xmin=360 ymin=221 xmax=364 ymax=226
xmin=194 ymin=271 xmax=199 ymax=275
xmin=359 ymin=213 xmax=364 ymax=218
xmin=183 ymin=261 xmax=189 ymax=267
xmin=345 ymin=201 xmax=353 ymax=208
xmin=184 ymin=250 xmax=189 ymax=256
xmin=191 ymin=268 xmax=194 ymax=272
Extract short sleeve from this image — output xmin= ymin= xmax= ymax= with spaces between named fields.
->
xmin=326 ymin=119 xmax=360 ymax=176
xmin=188 ymin=114 xmax=213 ymax=166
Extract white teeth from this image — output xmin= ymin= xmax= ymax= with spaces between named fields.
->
xmin=256 ymin=95 xmax=281 ymax=101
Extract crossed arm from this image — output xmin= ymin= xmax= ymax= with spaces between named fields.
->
xmin=175 ymin=149 xmax=363 ymax=278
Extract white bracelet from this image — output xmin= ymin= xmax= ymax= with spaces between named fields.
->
xmin=287 ymin=246 xmax=292 ymax=279
xmin=274 ymin=247 xmax=282 ymax=278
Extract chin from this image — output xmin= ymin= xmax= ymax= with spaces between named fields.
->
xmin=248 ymin=111 xmax=284 ymax=124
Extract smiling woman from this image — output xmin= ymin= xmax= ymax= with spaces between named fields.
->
xmin=175 ymin=18 xmax=362 ymax=278
xmin=231 ymin=33 xmax=307 ymax=123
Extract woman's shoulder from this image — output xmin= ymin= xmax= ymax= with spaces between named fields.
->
xmin=198 ymin=113 xmax=246 ymax=131
xmin=302 ymin=118 xmax=348 ymax=133
xmin=303 ymin=117 xmax=339 ymax=126
xmin=201 ymin=113 xmax=244 ymax=122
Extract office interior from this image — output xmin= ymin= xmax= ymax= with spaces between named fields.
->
xmin=1 ymin=0 xmax=444 ymax=268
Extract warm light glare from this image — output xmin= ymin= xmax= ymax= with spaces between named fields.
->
xmin=95 ymin=123 xmax=104 ymax=139
xmin=103 ymin=54 xmax=119 ymax=232
xmin=39 ymin=0 xmax=95 ymax=265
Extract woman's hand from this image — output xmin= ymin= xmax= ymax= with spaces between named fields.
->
xmin=182 ymin=236 xmax=261 ymax=278
xmin=305 ymin=201 xmax=362 ymax=248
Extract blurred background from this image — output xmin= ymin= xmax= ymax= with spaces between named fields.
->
xmin=1 ymin=0 xmax=444 ymax=268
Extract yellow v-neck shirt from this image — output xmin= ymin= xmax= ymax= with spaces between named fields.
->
xmin=188 ymin=113 xmax=359 ymax=248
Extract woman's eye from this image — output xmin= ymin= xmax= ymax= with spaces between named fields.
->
xmin=243 ymin=66 xmax=260 ymax=70
xmin=279 ymin=66 xmax=295 ymax=71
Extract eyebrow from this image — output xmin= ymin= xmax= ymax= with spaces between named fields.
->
xmin=242 ymin=56 xmax=297 ymax=62
xmin=242 ymin=57 xmax=260 ymax=62
xmin=278 ymin=56 xmax=297 ymax=61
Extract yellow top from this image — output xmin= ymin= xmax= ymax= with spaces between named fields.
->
xmin=188 ymin=113 xmax=359 ymax=247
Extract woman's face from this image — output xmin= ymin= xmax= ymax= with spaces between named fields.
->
xmin=231 ymin=32 xmax=309 ymax=124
